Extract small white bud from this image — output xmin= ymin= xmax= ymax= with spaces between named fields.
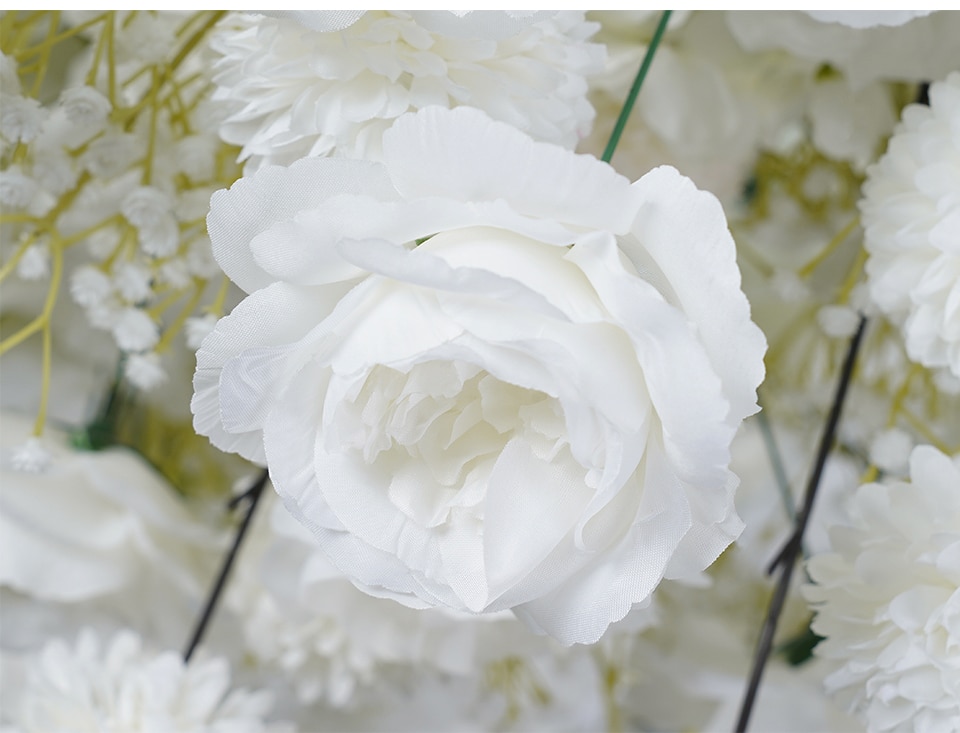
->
xmin=817 ymin=304 xmax=860 ymax=339
xmin=112 ymin=307 xmax=159 ymax=352
xmin=0 ymin=165 xmax=38 ymax=209
xmin=0 ymin=95 xmax=47 ymax=143
xmin=59 ymin=86 xmax=111 ymax=132
xmin=124 ymin=351 xmax=167 ymax=391
xmin=71 ymin=266 xmax=113 ymax=307
xmin=16 ymin=241 xmax=50 ymax=281
xmin=113 ymin=262 xmax=153 ymax=303
xmin=10 ymin=437 xmax=52 ymax=473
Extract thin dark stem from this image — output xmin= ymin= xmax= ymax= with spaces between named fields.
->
xmin=734 ymin=315 xmax=867 ymax=733
xmin=601 ymin=10 xmax=672 ymax=164
xmin=183 ymin=467 xmax=269 ymax=662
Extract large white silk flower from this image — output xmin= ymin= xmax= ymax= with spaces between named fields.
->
xmin=192 ymin=106 xmax=766 ymax=644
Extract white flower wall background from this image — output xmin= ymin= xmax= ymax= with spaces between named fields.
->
xmin=1 ymin=9 xmax=959 ymax=733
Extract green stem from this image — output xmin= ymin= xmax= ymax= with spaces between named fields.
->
xmin=601 ymin=10 xmax=672 ymax=164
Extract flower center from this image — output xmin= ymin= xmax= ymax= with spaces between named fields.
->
xmin=333 ymin=359 xmax=566 ymax=527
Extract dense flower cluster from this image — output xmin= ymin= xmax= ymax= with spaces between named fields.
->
xmin=2 ymin=10 xmax=960 ymax=733
xmin=212 ymin=10 xmax=604 ymax=169
xmin=805 ymin=446 xmax=960 ymax=732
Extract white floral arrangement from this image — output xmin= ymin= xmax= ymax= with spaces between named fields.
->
xmin=1 ymin=10 xmax=958 ymax=733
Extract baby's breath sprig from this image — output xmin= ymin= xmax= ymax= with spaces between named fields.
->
xmin=0 ymin=10 xmax=240 ymax=469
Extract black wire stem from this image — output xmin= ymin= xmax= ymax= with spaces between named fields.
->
xmin=183 ymin=467 xmax=269 ymax=662
xmin=734 ymin=315 xmax=868 ymax=732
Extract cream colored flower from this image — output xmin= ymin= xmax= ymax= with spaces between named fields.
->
xmin=0 ymin=628 xmax=290 ymax=732
xmin=211 ymin=11 xmax=604 ymax=169
xmin=193 ymin=106 xmax=766 ymax=644
xmin=805 ymin=446 xmax=960 ymax=732
xmin=859 ymin=72 xmax=960 ymax=379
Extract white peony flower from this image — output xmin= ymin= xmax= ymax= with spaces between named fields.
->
xmin=859 ymin=72 xmax=960 ymax=379
xmin=193 ymin=107 xmax=766 ymax=644
xmin=0 ymin=412 xmax=216 ymax=613
xmin=211 ymin=10 xmax=604 ymax=169
xmin=805 ymin=445 xmax=960 ymax=733
xmin=0 ymin=628 xmax=290 ymax=732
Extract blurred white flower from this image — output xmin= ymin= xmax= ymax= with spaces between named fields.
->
xmin=8 ymin=438 xmax=52 ymax=474
xmin=860 ymin=72 xmax=960 ymax=379
xmin=0 ymin=166 xmax=39 ymax=210
xmin=868 ymin=428 xmax=915 ymax=476
xmin=193 ymin=106 xmax=766 ymax=645
xmin=58 ymin=86 xmax=111 ymax=131
xmin=111 ymin=307 xmax=159 ymax=352
xmin=212 ymin=10 xmax=604 ymax=169
xmin=0 ymin=628 xmax=290 ymax=732
xmin=112 ymin=261 xmax=153 ymax=304
xmin=805 ymin=445 xmax=960 ymax=733
xmin=803 ymin=10 xmax=934 ymax=29
xmin=0 ymin=412 xmax=216 ymax=613
xmin=121 ymin=186 xmax=180 ymax=258
xmin=124 ymin=351 xmax=168 ymax=391
xmin=69 ymin=266 xmax=112 ymax=308
xmin=185 ymin=313 xmax=218 ymax=350
xmin=81 ymin=129 xmax=140 ymax=178
xmin=727 ymin=11 xmax=960 ymax=90
xmin=15 ymin=242 xmax=50 ymax=281
xmin=0 ymin=95 xmax=47 ymax=143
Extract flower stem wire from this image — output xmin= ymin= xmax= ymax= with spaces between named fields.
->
xmin=601 ymin=10 xmax=672 ymax=164
xmin=734 ymin=314 xmax=867 ymax=733
xmin=182 ymin=467 xmax=268 ymax=662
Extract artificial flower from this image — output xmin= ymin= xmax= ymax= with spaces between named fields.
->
xmin=211 ymin=10 xmax=604 ymax=169
xmin=193 ymin=105 xmax=766 ymax=645
xmin=860 ymin=72 xmax=960 ymax=379
xmin=0 ymin=627 xmax=291 ymax=732
xmin=805 ymin=445 xmax=960 ymax=732
xmin=0 ymin=412 xmax=218 ymax=638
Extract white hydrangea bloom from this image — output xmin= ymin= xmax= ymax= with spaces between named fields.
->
xmin=805 ymin=446 xmax=960 ymax=733
xmin=211 ymin=10 xmax=604 ymax=169
xmin=859 ymin=72 xmax=960 ymax=379
xmin=0 ymin=628 xmax=291 ymax=732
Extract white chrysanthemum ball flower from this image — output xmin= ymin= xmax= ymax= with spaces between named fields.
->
xmin=860 ymin=72 xmax=960 ymax=379
xmin=805 ymin=445 xmax=960 ymax=733
xmin=211 ymin=10 xmax=604 ymax=170
xmin=1 ymin=628 xmax=291 ymax=732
